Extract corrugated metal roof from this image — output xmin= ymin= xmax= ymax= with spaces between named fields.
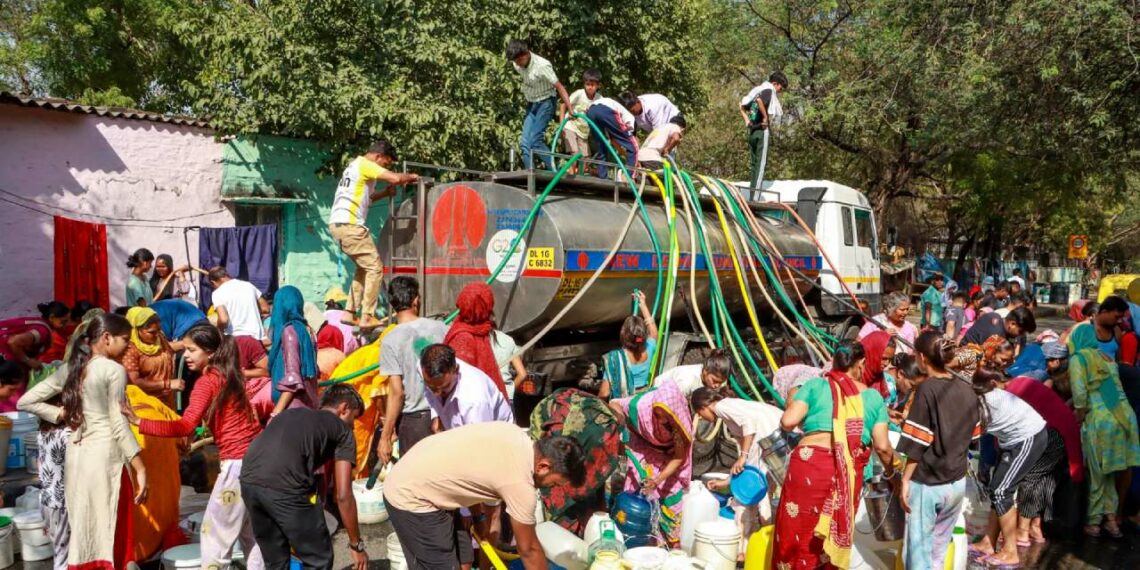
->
xmin=0 ymin=91 xmax=212 ymax=128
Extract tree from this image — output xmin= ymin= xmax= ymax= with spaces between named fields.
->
xmin=0 ymin=0 xmax=200 ymax=109
xmin=178 ymin=0 xmax=712 ymax=168
xmin=683 ymin=0 xmax=1139 ymax=263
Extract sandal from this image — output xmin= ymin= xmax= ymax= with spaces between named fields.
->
xmin=1103 ymin=522 xmax=1124 ymax=539
xmin=1083 ymin=525 xmax=1101 ymax=538
xmin=1015 ymin=538 xmax=1031 ymax=548
xmin=981 ymin=554 xmax=1021 ymax=568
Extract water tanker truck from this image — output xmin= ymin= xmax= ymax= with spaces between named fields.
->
xmin=377 ymin=168 xmax=881 ymax=397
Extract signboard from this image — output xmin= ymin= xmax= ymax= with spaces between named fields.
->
xmin=1068 ymin=235 xmax=1088 ymax=259
xmin=527 ymin=247 xmax=555 ymax=270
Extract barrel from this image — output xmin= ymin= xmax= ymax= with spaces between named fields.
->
xmin=379 ymin=181 xmax=821 ymax=338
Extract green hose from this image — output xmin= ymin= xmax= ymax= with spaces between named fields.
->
xmin=673 ymin=168 xmax=784 ymax=406
xmin=708 ymin=178 xmax=838 ymax=347
xmin=551 ymin=114 xmax=667 ymax=319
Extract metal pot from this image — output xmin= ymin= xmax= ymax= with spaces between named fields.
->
xmin=863 ymin=480 xmax=905 ymax=542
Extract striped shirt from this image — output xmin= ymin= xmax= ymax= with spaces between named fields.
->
xmin=329 ymin=156 xmax=388 ymax=226
xmin=513 ymin=53 xmax=559 ymax=103
xmin=897 ymin=377 xmax=981 ymax=485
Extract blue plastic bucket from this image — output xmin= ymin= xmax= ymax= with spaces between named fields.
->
xmin=730 ymin=466 xmax=768 ymax=506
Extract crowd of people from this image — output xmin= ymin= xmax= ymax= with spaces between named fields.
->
xmin=2 ymin=117 xmax=1140 ymax=570
xmin=4 ymin=246 xmax=1140 ymax=570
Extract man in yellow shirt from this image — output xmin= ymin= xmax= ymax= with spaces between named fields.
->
xmin=329 ymin=140 xmax=419 ymax=329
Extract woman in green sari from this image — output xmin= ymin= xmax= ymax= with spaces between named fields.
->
xmin=1068 ymin=295 xmax=1140 ymax=538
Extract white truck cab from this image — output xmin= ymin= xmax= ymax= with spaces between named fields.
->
xmin=750 ymin=180 xmax=882 ymax=316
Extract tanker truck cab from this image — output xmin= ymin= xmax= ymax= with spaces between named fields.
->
xmin=760 ymin=180 xmax=882 ymax=320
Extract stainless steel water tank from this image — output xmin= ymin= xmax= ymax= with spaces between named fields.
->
xmin=378 ymin=180 xmax=821 ymax=338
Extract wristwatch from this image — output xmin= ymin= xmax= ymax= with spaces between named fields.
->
xmin=349 ymin=539 xmax=366 ymax=553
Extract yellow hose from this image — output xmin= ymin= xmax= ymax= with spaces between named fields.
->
xmin=667 ymin=169 xmax=715 ymax=346
xmin=700 ymin=175 xmax=781 ymax=372
xmin=714 ymin=180 xmax=830 ymax=361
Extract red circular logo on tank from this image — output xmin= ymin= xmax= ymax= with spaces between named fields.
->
xmin=431 ymin=185 xmax=487 ymax=253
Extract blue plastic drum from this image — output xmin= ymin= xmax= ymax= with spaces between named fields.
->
xmin=611 ymin=491 xmax=655 ymax=537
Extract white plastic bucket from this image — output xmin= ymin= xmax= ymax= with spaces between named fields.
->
xmin=352 ymin=479 xmax=388 ymax=524
xmin=162 ymin=544 xmax=201 ymax=569
xmin=161 ymin=542 xmax=245 ymax=569
xmin=0 ymin=517 xmax=14 ymax=569
xmin=387 ymin=532 xmax=406 ymax=570
xmin=691 ymin=520 xmax=740 ymax=570
xmin=12 ymin=510 xmax=51 ymax=562
xmin=22 ymin=433 xmax=39 ymax=475
xmin=622 ymin=546 xmax=669 ymax=570
xmin=0 ymin=510 xmax=20 ymax=556
xmin=2 ymin=413 xmax=36 ymax=471
xmin=536 ymin=521 xmax=588 ymax=570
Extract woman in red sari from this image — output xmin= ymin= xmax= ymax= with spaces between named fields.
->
xmin=444 ymin=282 xmax=509 ymax=399
xmin=773 ymin=341 xmax=896 ymax=569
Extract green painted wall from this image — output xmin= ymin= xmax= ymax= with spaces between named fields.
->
xmin=221 ymin=135 xmax=392 ymax=308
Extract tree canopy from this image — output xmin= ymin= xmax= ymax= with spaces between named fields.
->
xmin=683 ymin=0 xmax=1138 ymax=265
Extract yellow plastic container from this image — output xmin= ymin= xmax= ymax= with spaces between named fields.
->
xmin=1098 ymin=274 xmax=1140 ymax=302
xmin=742 ymin=525 xmax=774 ymax=570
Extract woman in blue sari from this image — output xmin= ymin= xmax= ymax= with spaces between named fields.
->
xmin=266 ymin=286 xmax=319 ymax=417
xmin=599 ymin=290 xmax=658 ymax=399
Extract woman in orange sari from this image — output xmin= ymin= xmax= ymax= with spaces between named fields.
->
xmin=126 ymin=385 xmax=186 ymax=560
xmin=327 ymin=323 xmax=397 ymax=476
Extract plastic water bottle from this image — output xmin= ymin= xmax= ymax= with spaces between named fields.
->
xmin=588 ymin=519 xmax=625 ymax=565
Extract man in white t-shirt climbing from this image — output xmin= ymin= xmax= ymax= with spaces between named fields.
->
xmin=627 ymin=93 xmax=682 ymax=136
xmin=637 ymin=115 xmax=686 ymax=171
xmin=328 ymin=140 xmax=420 ymax=330
xmin=208 ymin=266 xmax=265 ymax=340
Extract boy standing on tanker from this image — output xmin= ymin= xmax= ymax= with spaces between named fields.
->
xmin=507 ymin=40 xmax=574 ymax=171
xmin=559 ymin=69 xmax=603 ymax=174
xmin=328 ymin=140 xmax=420 ymax=330
xmin=739 ymin=72 xmax=787 ymax=189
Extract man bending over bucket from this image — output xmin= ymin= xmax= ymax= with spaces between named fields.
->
xmin=240 ymin=384 xmax=369 ymax=570
xmin=384 ymin=422 xmax=586 ymax=570
xmin=328 ymin=140 xmax=420 ymax=330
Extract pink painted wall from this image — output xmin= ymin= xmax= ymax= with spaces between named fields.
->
xmin=0 ymin=104 xmax=234 ymax=315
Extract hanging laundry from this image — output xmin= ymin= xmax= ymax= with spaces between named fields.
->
xmin=197 ymin=225 xmax=278 ymax=310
